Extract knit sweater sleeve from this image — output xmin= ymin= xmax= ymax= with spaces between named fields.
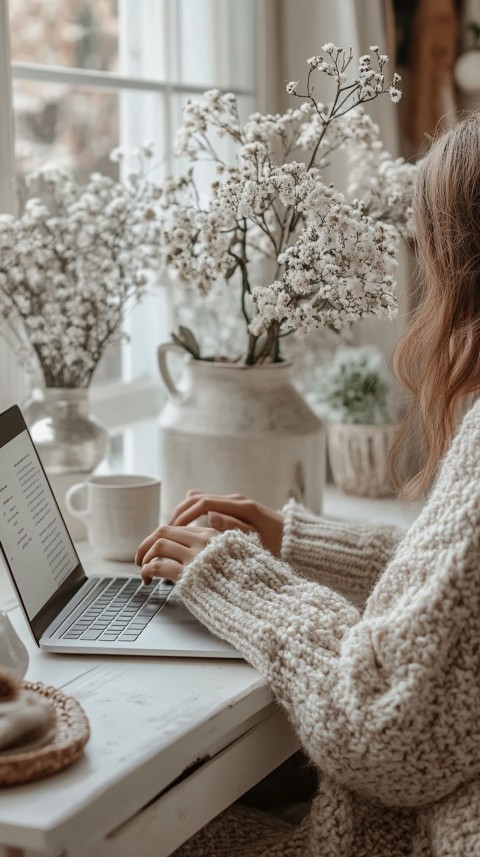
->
xmin=281 ymin=499 xmax=403 ymax=602
xmin=177 ymin=400 xmax=480 ymax=809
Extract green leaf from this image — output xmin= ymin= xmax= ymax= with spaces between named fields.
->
xmin=467 ymin=20 xmax=480 ymax=47
xmin=172 ymin=326 xmax=201 ymax=358
xmin=225 ymin=265 xmax=237 ymax=281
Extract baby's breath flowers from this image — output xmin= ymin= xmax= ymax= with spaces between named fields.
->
xmin=160 ymin=45 xmax=415 ymax=365
xmin=0 ymin=154 xmax=162 ymax=387
xmin=345 ymin=111 xmax=417 ymax=243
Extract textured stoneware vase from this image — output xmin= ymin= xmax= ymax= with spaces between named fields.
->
xmin=26 ymin=388 xmax=109 ymax=541
xmin=157 ymin=344 xmax=325 ymax=522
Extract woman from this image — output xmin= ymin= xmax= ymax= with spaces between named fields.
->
xmin=136 ymin=115 xmax=480 ymax=855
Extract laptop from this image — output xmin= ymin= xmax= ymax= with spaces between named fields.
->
xmin=0 ymin=405 xmax=240 ymax=658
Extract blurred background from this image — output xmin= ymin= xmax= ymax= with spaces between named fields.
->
xmin=0 ymin=0 xmax=478 ymax=471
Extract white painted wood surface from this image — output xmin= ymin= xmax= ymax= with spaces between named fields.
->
xmin=0 ymin=611 xmax=278 ymax=856
xmin=0 ymin=488 xmax=415 ymax=857
xmin=0 ymin=557 xmax=289 ymax=857
xmin=84 ymin=708 xmax=297 ymax=857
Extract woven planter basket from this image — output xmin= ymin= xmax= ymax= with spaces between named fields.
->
xmin=327 ymin=422 xmax=400 ymax=498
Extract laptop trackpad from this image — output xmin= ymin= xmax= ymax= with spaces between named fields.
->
xmin=159 ymin=598 xmax=201 ymax=624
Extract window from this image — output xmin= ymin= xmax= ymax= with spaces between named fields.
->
xmin=0 ymin=0 xmax=258 ymax=439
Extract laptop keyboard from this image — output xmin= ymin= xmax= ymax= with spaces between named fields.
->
xmin=60 ymin=577 xmax=174 ymax=643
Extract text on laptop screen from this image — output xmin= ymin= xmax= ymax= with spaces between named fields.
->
xmin=0 ymin=430 xmax=78 ymax=620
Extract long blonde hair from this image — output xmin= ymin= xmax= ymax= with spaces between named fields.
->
xmin=391 ymin=114 xmax=480 ymax=498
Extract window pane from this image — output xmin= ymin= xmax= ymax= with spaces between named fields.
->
xmin=9 ymin=0 xmax=119 ymax=72
xmin=125 ymin=287 xmax=173 ymax=384
xmin=171 ymin=91 xmax=256 ymax=180
xmin=13 ymin=81 xmax=119 ymax=182
xmin=12 ymin=80 xmax=123 ymax=385
xmin=227 ymin=0 xmax=257 ymax=91
xmin=118 ymin=0 xmax=168 ymax=82
xmin=9 ymin=0 xmax=256 ymax=88
xmin=7 ymin=0 xmax=258 ymax=403
xmin=91 ymin=342 xmax=123 ymax=387
xmin=177 ymin=0 xmax=257 ymax=90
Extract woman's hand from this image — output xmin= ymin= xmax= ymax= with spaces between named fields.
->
xmin=168 ymin=491 xmax=284 ymax=557
xmin=135 ymin=525 xmax=220 ymax=585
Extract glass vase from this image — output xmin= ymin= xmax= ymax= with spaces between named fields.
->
xmin=26 ymin=388 xmax=109 ymax=540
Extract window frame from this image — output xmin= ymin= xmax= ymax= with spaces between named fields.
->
xmin=0 ymin=0 xmax=258 ymax=428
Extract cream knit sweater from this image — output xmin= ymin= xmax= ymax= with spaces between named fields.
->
xmin=174 ymin=398 xmax=480 ymax=857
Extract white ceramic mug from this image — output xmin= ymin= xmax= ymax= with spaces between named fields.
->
xmin=65 ymin=475 xmax=161 ymax=561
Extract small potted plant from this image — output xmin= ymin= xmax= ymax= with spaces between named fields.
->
xmin=309 ymin=345 xmax=399 ymax=497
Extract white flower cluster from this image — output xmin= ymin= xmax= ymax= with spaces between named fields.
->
xmin=0 ymin=160 xmax=162 ymax=387
xmin=345 ymin=110 xmax=417 ymax=240
xmin=160 ymin=46 xmax=413 ymax=364
xmin=304 ymin=44 xmax=401 ymax=104
xmin=250 ymin=187 xmax=398 ymax=336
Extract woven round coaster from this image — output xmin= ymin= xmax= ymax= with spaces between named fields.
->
xmin=0 ymin=681 xmax=90 ymax=787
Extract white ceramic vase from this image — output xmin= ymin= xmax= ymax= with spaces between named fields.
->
xmin=157 ymin=344 xmax=326 ymax=522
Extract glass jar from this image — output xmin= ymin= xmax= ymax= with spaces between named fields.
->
xmin=27 ymin=388 xmax=109 ymax=474
xmin=26 ymin=388 xmax=109 ymax=540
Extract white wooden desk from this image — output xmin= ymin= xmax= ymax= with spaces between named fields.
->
xmin=0 ymin=488 xmax=414 ymax=857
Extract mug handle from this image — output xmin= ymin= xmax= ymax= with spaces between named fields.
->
xmin=157 ymin=343 xmax=189 ymax=403
xmin=65 ymin=483 xmax=90 ymax=520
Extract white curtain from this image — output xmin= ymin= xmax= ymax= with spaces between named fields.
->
xmin=256 ymin=0 xmax=409 ymax=362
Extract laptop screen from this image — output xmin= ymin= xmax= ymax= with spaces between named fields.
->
xmin=0 ymin=405 xmax=85 ymax=641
